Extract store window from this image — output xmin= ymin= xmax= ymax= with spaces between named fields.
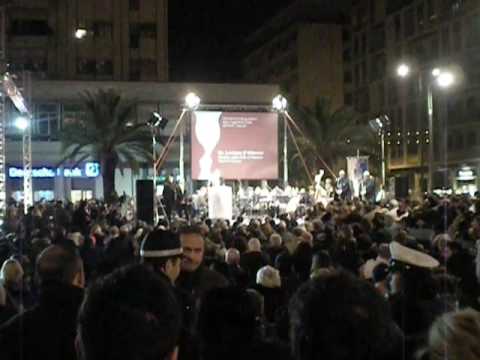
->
xmin=34 ymin=191 xmax=54 ymax=202
xmin=71 ymin=190 xmax=93 ymax=203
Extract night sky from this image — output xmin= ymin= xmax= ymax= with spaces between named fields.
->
xmin=169 ymin=0 xmax=294 ymax=82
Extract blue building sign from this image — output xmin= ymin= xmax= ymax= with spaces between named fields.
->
xmin=8 ymin=162 xmax=100 ymax=179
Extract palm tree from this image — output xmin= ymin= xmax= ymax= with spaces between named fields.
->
xmin=60 ymin=89 xmax=152 ymax=203
xmin=289 ymin=98 xmax=378 ymax=184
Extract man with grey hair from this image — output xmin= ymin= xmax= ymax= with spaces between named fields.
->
xmin=266 ymin=233 xmax=284 ymax=265
xmin=224 ymin=248 xmax=247 ymax=287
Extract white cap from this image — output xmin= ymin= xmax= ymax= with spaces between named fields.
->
xmin=389 ymin=242 xmax=439 ymax=269
xmin=256 ymin=266 xmax=281 ymax=288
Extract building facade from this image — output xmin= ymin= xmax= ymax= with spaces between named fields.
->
xmin=6 ymin=0 xmax=168 ymax=81
xmin=345 ymin=0 xmax=480 ymax=195
xmin=243 ymin=0 xmax=346 ymax=109
xmin=5 ymin=81 xmax=279 ymax=202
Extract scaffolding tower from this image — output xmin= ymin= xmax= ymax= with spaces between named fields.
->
xmin=0 ymin=3 xmax=33 ymax=221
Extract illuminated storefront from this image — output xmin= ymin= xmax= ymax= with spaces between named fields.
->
xmin=454 ymin=166 xmax=478 ymax=196
xmin=7 ymin=162 xmax=102 ymax=202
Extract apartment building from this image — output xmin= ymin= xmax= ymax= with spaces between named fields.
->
xmin=5 ymin=0 xmax=168 ymax=81
xmin=244 ymin=0 xmax=347 ymax=109
xmin=345 ymin=0 xmax=480 ymax=194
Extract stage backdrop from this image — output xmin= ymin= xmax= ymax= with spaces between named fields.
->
xmin=191 ymin=111 xmax=278 ymax=180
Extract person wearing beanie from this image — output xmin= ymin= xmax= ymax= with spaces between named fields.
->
xmin=140 ymin=229 xmax=183 ymax=284
xmin=141 ymin=229 xmax=197 ymax=360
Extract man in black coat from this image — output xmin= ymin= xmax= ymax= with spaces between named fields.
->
xmin=162 ymin=176 xmax=177 ymax=221
xmin=176 ymin=226 xmax=228 ymax=304
xmin=0 ymin=244 xmax=85 ymax=360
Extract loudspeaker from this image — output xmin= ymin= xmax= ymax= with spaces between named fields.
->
xmin=136 ymin=180 xmax=154 ymax=224
xmin=395 ymin=176 xmax=409 ymax=199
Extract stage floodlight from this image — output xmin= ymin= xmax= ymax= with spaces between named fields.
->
xmin=15 ymin=115 xmax=29 ymax=131
xmin=185 ymin=93 xmax=201 ymax=110
xmin=437 ymin=71 xmax=454 ymax=88
xmin=272 ymin=95 xmax=287 ymax=112
xmin=148 ymin=112 xmax=169 ymax=129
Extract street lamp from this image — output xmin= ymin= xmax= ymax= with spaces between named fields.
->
xmin=437 ymin=71 xmax=455 ymax=88
xmin=14 ymin=115 xmax=29 ymax=131
xmin=272 ymin=95 xmax=288 ymax=186
xmin=396 ymin=63 xmax=456 ymax=193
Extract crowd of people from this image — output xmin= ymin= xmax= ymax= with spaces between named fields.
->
xmin=0 ymin=192 xmax=480 ymax=360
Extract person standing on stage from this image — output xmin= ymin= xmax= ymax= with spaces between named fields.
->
xmin=162 ymin=175 xmax=177 ymax=221
xmin=336 ymin=170 xmax=352 ymax=201
xmin=360 ymin=171 xmax=376 ymax=203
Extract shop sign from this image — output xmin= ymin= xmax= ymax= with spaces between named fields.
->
xmin=457 ymin=167 xmax=476 ymax=181
xmin=8 ymin=162 xmax=100 ymax=179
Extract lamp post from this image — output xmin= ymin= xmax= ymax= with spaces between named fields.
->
xmin=369 ymin=115 xmax=390 ymax=187
xmin=396 ymin=63 xmax=455 ymax=193
xmin=147 ymin=112 xmax=162 ymax=223
xmin=184 ymin=92 xmax=201 ymax=192
xmin=272 ymin=95 xmax=288 ymax=186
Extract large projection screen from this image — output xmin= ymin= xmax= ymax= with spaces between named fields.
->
xmin=191 ymin=111 xmax=278 ymax=180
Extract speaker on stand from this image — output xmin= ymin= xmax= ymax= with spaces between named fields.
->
xmin=394 ymin=176 xmax=409 ymax=199
xmin=136 ymin=180 xmax=154 ymax=224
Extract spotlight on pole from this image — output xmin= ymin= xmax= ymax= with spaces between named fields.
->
xmin=74 ymin=28 xmax=88 ymax=39
xmin=272 ymin=95 xmax=287 ymax=112
xmin=432 ymin=68 xmax=441 ymax=77
xmin=396 ymin=63 xmax=410 ymax=78
xmin=185 ymin=93 xmax=201 ymax=110
xmin=148 ymin=112 xmax=169 ymax=129
xmin=436 ymin=71 xmax=455 ymax=88
xmin=15 ymin=115 xmax=29 ymax=131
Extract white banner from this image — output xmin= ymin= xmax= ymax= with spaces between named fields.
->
xmin=346 ymin=156 xmax=369 ymax=197
xmin=208 ymin=185 xmax=233 ymax=220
